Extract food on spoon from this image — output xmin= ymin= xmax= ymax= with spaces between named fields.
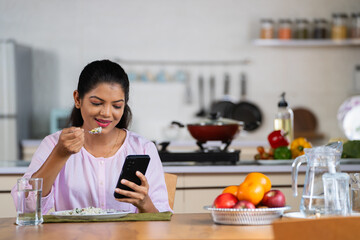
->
xmin=261 ymin=190 xmax=286 ymax=208
xmin=89 ymin=127 xmax=102 ymax=134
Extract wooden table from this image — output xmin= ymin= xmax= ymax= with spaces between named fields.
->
xmin=0 ymin=213 xmax=273 ymax=240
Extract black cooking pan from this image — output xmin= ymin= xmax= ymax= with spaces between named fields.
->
xmin=210 ymin=74 xmax=235 ymax=118
xmin=231 ymin=73 xmax=262 ymax=131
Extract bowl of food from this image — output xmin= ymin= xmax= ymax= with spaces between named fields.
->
xmin=206 ymin=172 xmax=291 ymax=225
xmin=204 ymin=205 xmax=291 ymax=225
xmin=50 ymin=207 xmax=131 ymax=220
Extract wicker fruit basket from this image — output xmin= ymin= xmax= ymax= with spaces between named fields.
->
xmin=204 ymin=205 xmax=291 ymax=225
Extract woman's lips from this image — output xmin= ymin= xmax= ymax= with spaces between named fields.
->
xmin=95 ymin=119 xmax=111 ymax=128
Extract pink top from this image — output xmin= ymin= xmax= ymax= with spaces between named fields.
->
xmin=11 ymin=129 xmax=172 ymax=214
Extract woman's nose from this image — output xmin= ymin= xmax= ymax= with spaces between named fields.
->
xmin=100 ymin=105 xmax=111 ymax=116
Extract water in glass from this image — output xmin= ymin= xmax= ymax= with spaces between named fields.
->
xmin=16 ymin=178 xmax=43 ymax=226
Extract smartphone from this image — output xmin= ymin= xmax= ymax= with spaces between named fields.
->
xmin=114 ymin=154 xmax=150 ymax=199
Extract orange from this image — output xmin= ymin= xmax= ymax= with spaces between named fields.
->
xmin=244 ymin=172 xmax=271 ymax=193
xmin=237 ymin=181 xmax=265 ymax=205
xmin=222 ymin=185 xmax=239 ymax=197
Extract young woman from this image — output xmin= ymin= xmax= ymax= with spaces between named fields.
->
xmin=12 ymin=60 xmax=172 ymax=214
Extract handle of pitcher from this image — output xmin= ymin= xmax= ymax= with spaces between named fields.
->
xmin=292 ymin=155 xmax=307 ymax=197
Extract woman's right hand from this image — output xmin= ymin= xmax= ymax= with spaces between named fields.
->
xmin=55 ymin=127 xmax=84 ymax=157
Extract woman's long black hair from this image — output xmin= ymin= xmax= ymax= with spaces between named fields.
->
xmin=69 ymin=60 xmax=132 ymax=129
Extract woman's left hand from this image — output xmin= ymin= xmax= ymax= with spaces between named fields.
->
xmin=114 ymin=171 xmax=159 ymax=213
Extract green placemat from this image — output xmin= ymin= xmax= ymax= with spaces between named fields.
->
xmin=43 ymin=211 xmax=173 ymax=223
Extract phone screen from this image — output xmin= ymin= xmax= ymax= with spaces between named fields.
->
xmin=114 ymin=155 xmax=150 ymax=199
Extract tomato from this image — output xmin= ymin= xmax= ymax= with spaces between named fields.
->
xmin=222 ymin=185 xmax=239 ymax=197
xmin=237 ymin=181 xmax=265 ymax=205
xmin=213 ymin=193 xmax=238 ymax=208
xmin=244 ymin=172 xmax=272 ymax=193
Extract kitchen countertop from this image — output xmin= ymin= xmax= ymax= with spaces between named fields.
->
xmin=1 ymin=159 xmax=360 ymax=175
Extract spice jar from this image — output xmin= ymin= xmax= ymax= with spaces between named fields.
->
xmin=313 ymin=19 xmax=328 ymax=39
xmin=278 ymin=19 xmax=292 ymax=40
xmin=260 ymin=19 xmax=275 ymax=39
xmin=331 ymin=13 xmax=348 ymax=40
xmin=350 ymin=13 xmax=360 ymax=39
xmin=294 ymin=19 xmax=309 ymax=39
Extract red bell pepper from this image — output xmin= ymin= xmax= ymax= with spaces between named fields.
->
xmin=267 ymin=130 xmax=289 ymax=149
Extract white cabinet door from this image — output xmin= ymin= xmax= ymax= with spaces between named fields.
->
xmin=0 ymin=118 xmax=17 ymax=161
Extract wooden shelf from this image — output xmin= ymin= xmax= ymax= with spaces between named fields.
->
xmin=253 ymin=39 xmax=360 ymax=47
xmin=113 ymin=58 xmax=251 ymax=66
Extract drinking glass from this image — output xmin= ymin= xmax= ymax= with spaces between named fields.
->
xmin=322 ymin=173 xmax=351 ymax=216
xmin=16 ymin=178 xmax=43 ymax=226
xmin=350 ymin=173 xmax=360 ymax=213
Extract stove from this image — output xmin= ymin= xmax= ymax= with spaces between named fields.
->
xmin=157 ymin=141 xmax=241 ymax=165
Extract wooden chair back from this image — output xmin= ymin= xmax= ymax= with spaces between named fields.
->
xmin=273 ymin=216 xmax=360 ymax=240
xmin=164 ymin=173 xmax=178 ymax=210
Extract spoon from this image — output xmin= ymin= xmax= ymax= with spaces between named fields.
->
xmin=195 ymin=75 xmax=206 ymax=117
xmin=89 ymin=127 xmax=102 ymax=134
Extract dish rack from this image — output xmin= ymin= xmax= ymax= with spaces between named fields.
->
xmin=204 ymin=206 xmax=291 ymax=225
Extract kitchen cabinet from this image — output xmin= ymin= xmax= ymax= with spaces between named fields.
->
xmin=0 ymin=175 xmax=19 ymax=217
xmin=2 ymin=164 xmax=360 ymax=217
xmin=172 ymin=172 xmax=305 ymax=213
xmin=253 ymin=39 xmax=360 ymax=47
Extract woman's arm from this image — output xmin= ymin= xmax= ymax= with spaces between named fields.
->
xmin=32 ymin=127 xmax=84 ymax=196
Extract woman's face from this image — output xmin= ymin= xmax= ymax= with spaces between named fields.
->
xmin=74 ymin=82 xmax=125 ymax=133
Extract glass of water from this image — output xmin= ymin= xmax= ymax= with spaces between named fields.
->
xmin=16 ymin=178 xmax=43 ymax=226
xmin=350 ymin=173 xmax=360 ymax=213
xmin=322 ymin=173 xmax=351 ymax=216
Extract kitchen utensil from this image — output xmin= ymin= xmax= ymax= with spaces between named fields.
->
xmin=293 ymin=107 xmax=324 ymax=139
xmin=210 ymin=74 xmax=235 ymax=118
xmin=182 ymin=71 xmax=192 ymax=105
xmin=292 ymin=142 xmax=343 ymax=217
xmin=174 ymin=70 xmax=192 ymax=105
xmin=171 ymin=113 xmax=243 ymax=143
xmin=231 ymin=73 xmax=262 ymax=131
xmin=209 ymin=75 xmax=215 ymax=107
xmin=204 ymin=205 xmax=290 ymax=225
xmin=195 ymin=75 xmax=206 ymax=117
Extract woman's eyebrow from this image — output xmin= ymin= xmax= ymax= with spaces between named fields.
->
xmin=89 ymin=96 xmax=124 ymax=103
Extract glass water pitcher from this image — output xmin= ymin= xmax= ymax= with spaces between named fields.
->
xmin=292 ymin=142 xmax=343 ymax=216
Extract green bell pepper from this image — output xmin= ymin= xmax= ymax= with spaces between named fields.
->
xmin=274 ymin=146 xmax=292 ymax=160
